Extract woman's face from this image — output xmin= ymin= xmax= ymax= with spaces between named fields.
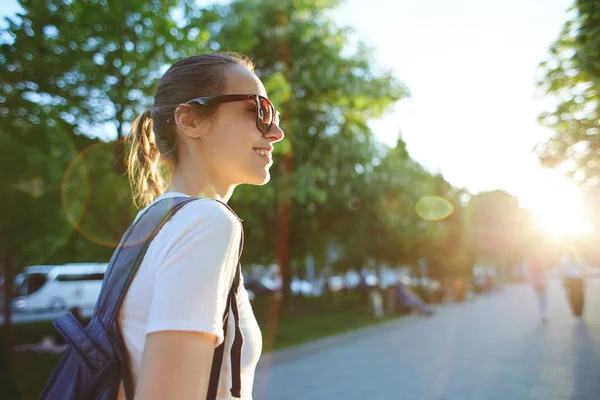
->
xmin=196 ymin=64 xmax=285 ymax=187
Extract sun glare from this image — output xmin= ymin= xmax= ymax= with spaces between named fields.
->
xmin=534 ymin=209 xmax=593 ymax=238
xmin=525 ymin=188 xmax=593 ymax=238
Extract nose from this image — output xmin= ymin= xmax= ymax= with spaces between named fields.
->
xmin=266 ymin=123 xmax=285 ymax=143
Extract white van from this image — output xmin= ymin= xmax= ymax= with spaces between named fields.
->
xmin=12 ymin=263 xmax=108 ymax=313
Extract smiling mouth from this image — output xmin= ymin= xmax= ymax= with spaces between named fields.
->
xmin=253 ymin=148 xmax=272 ymax=160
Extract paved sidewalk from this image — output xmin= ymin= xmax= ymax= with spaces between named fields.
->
xmin=253 ymin=279 xmax=600 ymax=400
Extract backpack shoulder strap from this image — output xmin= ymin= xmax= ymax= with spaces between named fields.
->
xmin=207 ymin=225 xmax=244 ymax=399
xmin=95 ymin=196 xmax=198 ymax=327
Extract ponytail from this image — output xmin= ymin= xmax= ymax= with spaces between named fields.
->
xmin=126 ymin=110 xmax=168 ymax=209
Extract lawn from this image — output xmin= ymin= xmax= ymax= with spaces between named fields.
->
xmin=1 ymin=292 xmax=401 ymax=400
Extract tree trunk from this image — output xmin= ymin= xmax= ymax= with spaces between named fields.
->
xmin=277 ymin=153 xmax=293 ymax=309
xmin=0 ymin=253 xmax=21 ymax=399
xmin=261 ymin=10 xmax=295 ymax=354
xmin=261 ymin=153 xmax=292 ymax=353
xmin=277 ymin=20 xmax=294 ymax=310
xmin=2 ymin=254 xmax=13 ymax=355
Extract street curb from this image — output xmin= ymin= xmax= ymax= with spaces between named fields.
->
xmin=256 ymin=314 xmax=421 ymax=369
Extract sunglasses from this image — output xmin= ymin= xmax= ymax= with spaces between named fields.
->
xmin=185 ymin=94 xmax=280 ymax=135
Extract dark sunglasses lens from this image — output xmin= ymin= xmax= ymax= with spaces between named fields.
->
xmin=259 ymin=97 xmax=273 ymax=127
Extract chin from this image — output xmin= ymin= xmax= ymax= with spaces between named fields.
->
xmin=246 ymin=170 xmax=271 ymax=185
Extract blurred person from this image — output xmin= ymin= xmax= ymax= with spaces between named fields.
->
xmin=118 ymin=53 xmax=284 ymax=399
xmin=454 ymin=277 xmax=466 ymax=302
xmin=392 ymin=281 xmax=433 ymax=316
xmin=369 ymin=285 xmax=384 ymax=318
xmin=560 ymin=249 xmax=586 ymax=320
xmin=528 ymin=248 xmax=548 ymax=322
xmin=359 ymin=269 xmax=369 ymax=305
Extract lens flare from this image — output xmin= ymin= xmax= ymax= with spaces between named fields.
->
xmin=415 ymin=196 xmax=454 ymax=221
xmin=61 ymin=141 xmax=135 ymax=248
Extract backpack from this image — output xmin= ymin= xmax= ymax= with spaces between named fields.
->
xmin=40 ymin=196 xmax=244 ymax=399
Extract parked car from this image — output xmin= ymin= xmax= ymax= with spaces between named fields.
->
xmin=12 ymin=263 xmax=108 ymax=313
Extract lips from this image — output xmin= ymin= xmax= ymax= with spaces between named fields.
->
xmin=252 ymin=147 xmax=272 ymax=165
xmin=253 ymin=146 xmax=273 ymax=157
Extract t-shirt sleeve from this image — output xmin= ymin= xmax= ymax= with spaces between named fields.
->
xmin=145 ymin=200 xmax=242 ymax=347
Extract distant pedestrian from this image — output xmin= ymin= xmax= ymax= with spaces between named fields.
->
xmin=528 ymin=251 xmax=548 ymax=322
xmin=359 ymin=270 xmax=369 ymax=305
xmin=561 ymin=249 xmax=586 ymax=319
xmin=369 ymin=287 xmax=384 ymax=318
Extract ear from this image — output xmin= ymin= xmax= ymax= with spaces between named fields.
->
xmin=174 ymin=104 xmax=210 ymax=139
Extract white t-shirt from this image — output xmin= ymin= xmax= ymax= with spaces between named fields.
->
xmin=561 ymin=256 xmax=585 ymax=278
xmin=118 ymin=192 xmax=262 ymax=399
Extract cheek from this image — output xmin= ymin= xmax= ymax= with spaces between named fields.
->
xmin=207 ymin=112 xmax=259 ymax=166
xmin=208 ymin=124 xmax=254 ymax=162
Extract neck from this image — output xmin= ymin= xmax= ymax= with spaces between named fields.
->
xmin=169 ymin=163 xmax=236 ymax=203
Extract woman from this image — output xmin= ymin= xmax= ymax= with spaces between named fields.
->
xmin=118 ymin=53 xmax=284 ymax=399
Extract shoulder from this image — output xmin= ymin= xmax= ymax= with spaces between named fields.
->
xmin=172 ymin=198 xmax=241 ymax=231
xmin=149 ymin=198 xmax=243 ymax=260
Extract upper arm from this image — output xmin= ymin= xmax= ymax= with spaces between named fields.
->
xmin=134 ymin=330 xmax=217 ymax=400
xmin=145 ymin=200 xmax=242 ymax=345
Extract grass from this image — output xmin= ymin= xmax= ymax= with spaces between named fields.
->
xmin=254 ymin=293 xmax=397 ymax=351
xmin=2 ymin=320 xmax=62 ymax=346
xmin=1 ymin=292 xmax=403 ymax=400
xmin=273 ymin=308 xmax=394 ymax=350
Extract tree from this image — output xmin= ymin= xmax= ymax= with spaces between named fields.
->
xmin=360 ymin=137 xmax=427 ymax=268
xmin=1 ymin=0 xmax=213 ymax=140
xmin=0 ymin=88 xmax=97 ymax=348
xmin=465 ymin=190 xmax=533 ymax=268
xmin=210 ymin=0 xmax=408 ymax=300
xmin=537 ymin=0 xmax=600 ymax=187
xmin=0 ymin=0 xmax=223 ymax=268
xmin=0 ymin=0 xmax=212 ymax=350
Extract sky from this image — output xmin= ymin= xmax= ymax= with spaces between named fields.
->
xmin=332 ymin=0 xmax=589 ymax=234
xmin=0 ymin=0 xmax=591 ymax=235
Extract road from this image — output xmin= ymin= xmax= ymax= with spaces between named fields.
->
xmin=253 ymin=278 xmax=600 ymax=400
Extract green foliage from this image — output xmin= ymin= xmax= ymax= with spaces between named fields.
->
xmin=465 ymin=190 xmax=533 ymax=266
xmin=537 ymin=0 xmax=600 ymax=186
xmin=0 ymin=108 xmax=89 ymax=269
xmin=1 ymin=0 xmax=210 ymax=139
xmin=214 ymin=0 xmax=409 ymax=274
xmin=0 ymin=0 xmax=213 ymax=274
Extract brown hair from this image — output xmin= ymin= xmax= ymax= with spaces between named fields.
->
xmin=126 ymin=53 xmax=254 ymax=208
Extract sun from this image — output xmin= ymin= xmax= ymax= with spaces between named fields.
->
xmin=534 ymin=208 xmax=593 ymax=238
xmin=526 ymin=187 xmax=593 ymax=239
